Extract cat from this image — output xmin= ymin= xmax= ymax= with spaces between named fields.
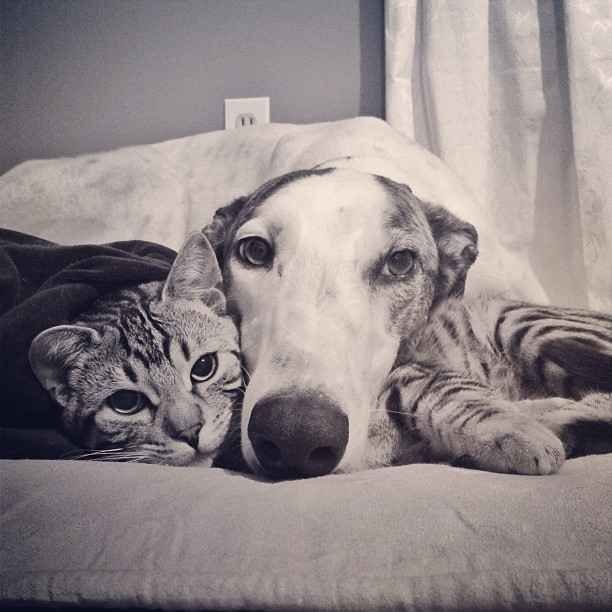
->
xmin=372 ymin=296 xmax=612 ymax=473
xmin=29 ymin=233 xmax=243 ymax=466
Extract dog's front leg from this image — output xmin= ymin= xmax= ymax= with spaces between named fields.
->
xmin=379 ymin=364 xmax=565 ymax=474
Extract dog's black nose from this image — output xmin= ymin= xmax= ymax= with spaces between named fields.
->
xmin=248 ymin=390 xmax=349 ymax=479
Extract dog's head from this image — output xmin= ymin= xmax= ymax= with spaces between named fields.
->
xmin=205 ymin=168 xmax=477 ymax=478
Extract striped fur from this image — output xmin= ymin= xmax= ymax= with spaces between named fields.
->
xmin=377 ymin=297 xmax=612 ymax=474
xmin=29 ymin=233 xmax=242 ymax=466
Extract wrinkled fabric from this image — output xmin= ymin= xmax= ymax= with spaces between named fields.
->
xmin=385 ymin=0 xmax=612 ymax=310
xmin=0 ymin=118 xmax=549 ymax=303
xmin=1 ymin=457 xmax=611 ymax=610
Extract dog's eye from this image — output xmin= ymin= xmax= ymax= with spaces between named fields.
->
xmin=191 ymin=353 xmax=218 ymax=383
xmin=107 ymin=390 xmax=147 ymax=415
xmin=384 ymin=249 xmax=415 ymax=276
xmin=237 ymin=237 xmax=273 ymax=267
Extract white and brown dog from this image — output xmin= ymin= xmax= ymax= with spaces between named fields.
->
xmin=205 ymin=168 xmax=503 ymax=477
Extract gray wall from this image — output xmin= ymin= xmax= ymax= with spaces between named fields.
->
xmin=1 ymin=0 xmax=384 ymax=174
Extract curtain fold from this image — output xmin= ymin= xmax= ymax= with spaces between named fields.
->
xmin=385 ymin=0 xmax=611 ymax=310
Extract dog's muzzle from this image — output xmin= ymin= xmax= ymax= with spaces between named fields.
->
xmin=247 ymin=390 xmax=349 ymax=478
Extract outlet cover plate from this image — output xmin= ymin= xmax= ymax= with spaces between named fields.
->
xmin=225 ymin=97 xmax=270 ymax=129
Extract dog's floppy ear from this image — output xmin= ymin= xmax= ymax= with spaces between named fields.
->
xmin=203 ymin=196 xmax=249 ymax=268
xmin=376 ymin=175 xmax=478 ymax=303
xmin=422 ymin=202 xmax=479 ymax=303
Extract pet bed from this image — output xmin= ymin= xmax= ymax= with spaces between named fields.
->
xmin=1 ymin=118 xmax=611 ymax=611
xmin=2 ymin=457 xmax=611 ymax=611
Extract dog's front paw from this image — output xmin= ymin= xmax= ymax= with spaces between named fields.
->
xmin=462 ymin=416 xmax=565 ymax=475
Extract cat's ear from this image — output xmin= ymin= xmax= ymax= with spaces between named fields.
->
xmin=29 ymin=325 xmax=101 ymax=408
xmin=422 ymin=202 xmax=479 ymax=304
xmin=162 ymin=232 xmax=226 ymax=312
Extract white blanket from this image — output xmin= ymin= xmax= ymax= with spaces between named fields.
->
xmin=1 ymin=117 xmax=546 ymax=302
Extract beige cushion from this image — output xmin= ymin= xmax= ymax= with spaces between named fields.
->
xmin=2 ymin=456 xmax=611 ymax=610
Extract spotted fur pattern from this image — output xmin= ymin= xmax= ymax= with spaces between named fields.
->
xmin=377 ymin=297 xmax=612 ymax=474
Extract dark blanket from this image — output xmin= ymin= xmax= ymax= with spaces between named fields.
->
xmin=0 ymin=228 xmax=175 ymax=456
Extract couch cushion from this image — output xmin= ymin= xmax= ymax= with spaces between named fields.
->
xmin=2 ymin=456 xmax=611 ymax=611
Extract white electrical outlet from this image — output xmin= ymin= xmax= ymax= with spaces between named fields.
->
xmin=224 ymin=97 xmax=270 ymax=129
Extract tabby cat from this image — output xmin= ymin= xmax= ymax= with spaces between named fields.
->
xmin=29 ymin=233 xmax=242 ymax=466
xmin=375 ymin=296 xmax=612 ymax=474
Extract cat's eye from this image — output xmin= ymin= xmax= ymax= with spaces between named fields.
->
xmin=384 ymin=249 xmax=415 ymax=277
xmin=191 ymin=353 xmax=218 ymax=383
xmin=237 ymin=236 xmax=273 ymax=267
xmin=107 ymin=390 xmax=146 ymax=415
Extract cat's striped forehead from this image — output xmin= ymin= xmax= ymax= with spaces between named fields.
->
xmin=68 ymin=283 xmax=239 ymax=409
xmin=76 ymin=283 xmax=237 ymax=359
xmin=75 ymin=284 xmax=167 ymax=369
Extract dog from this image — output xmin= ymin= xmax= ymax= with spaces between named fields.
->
xmin=204 ymin=167 xmax=502 ymax=477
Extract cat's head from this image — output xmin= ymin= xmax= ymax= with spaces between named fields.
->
xmin=29 ymin=233 xmax=242 ymax=466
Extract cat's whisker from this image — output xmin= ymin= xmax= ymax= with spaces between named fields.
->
xmin=85 ymin=446 xmax=127 ymax=454
xmin=69 ymin=445 xmax=160 ymax=462
xmin=369 ymin=408 xmax=411 ymax=415
xmin=70 ymin=450 xmax=121 ymax=460
xmin=75 ymin=453 xmax=123 ymax=461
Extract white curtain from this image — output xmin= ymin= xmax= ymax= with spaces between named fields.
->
xmin=385 ymin=0 xmax=611 ymax=310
